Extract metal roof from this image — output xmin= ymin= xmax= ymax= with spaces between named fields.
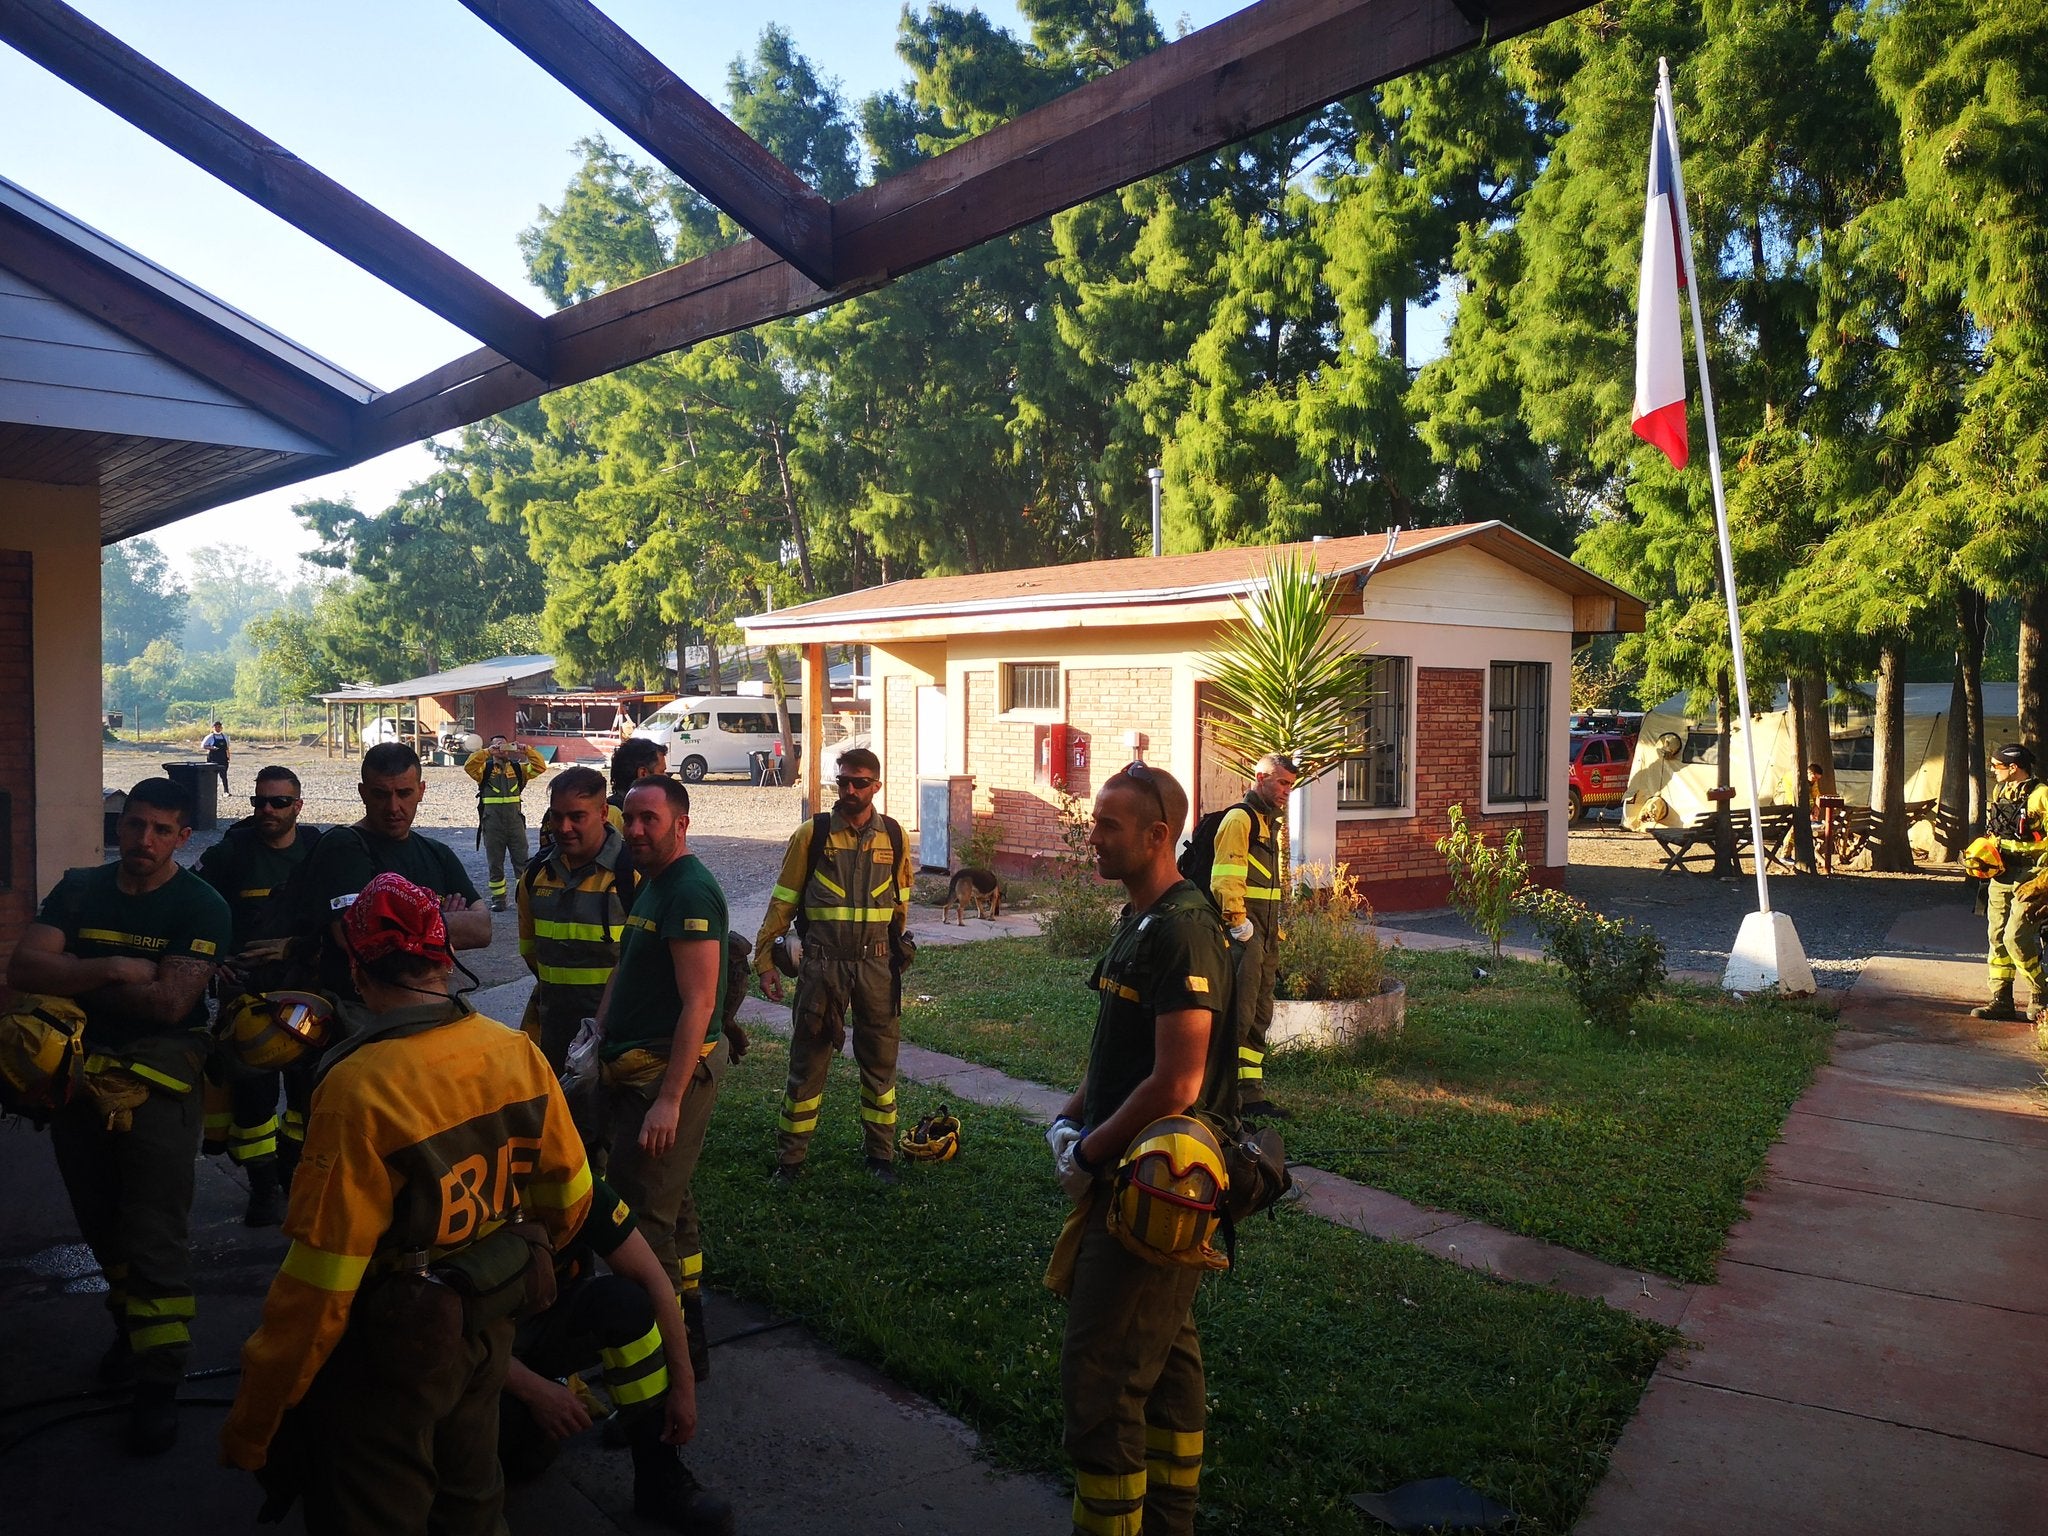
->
xmin=318 ymin=654 xmax=555 ymax=703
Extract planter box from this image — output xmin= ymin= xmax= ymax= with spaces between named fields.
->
xmin=1267 ymin=977 xmax=1406 ymax=1052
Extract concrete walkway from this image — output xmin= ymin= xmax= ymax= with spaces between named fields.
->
xmin=1576 ymin=906 xmax=2048 ymax=1534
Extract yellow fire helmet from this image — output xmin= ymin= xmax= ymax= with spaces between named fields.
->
xmin=220 ymin=990 xmax=335 ymax=1072
xmin=1964 ymin=836 xmax=2005 ymax=880
xmin=0 ymin=993 xmax=87 ymax=1114
xmin=1107 ymin=1114 xmax=1230 ymax=1271
xmin=901 ymin=1106 xmax=961 ymax=1162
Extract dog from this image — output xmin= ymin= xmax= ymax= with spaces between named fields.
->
xmin=942 ymin=866 xmax=1003 ymax=925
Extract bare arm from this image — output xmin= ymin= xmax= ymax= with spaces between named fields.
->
xmin=637 ymin=939 xmax=720 ymax=1158
xmin=86 ymin=956 xmax=217 ymax=1029
xmin=443 ymin=898 xmax=492 ymax=952
xmin=1075 ymin=1007 xmax=1212 ymax=1171
xmin=602 ymin=1226 xmax=698 ymax=1445
xmin=7 ymin=923 xmax=153 ymax=995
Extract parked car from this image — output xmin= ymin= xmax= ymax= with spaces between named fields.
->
xmin=633 ymin=695 xmax=803 ymax=782
xmin=1568 ymin=732 xmax=1636 ymax=823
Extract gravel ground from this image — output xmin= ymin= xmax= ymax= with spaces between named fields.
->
xmin=112 ymin=742 xmax=798 ymax=991
xmin=1377 ymin=808 xmax=1977 ymax=986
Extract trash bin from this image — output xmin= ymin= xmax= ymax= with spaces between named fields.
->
xmin=160 ymin=761 xmax=219 ymax=831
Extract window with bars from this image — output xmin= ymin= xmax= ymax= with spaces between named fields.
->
xmin=1487 ymin=661 xmax=1550 ymax=802
xmin=1003 ymin=662 xmax=1060 ymax=715
xmin=1339 ymin=656 xmax=1410 ymax=809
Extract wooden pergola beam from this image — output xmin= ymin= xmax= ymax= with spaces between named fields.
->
xmin=458 ymin=0 xmax=836 ymax=289
xmin=356 ymin=0 xmax=1586 ymax=457
xmin=0 ymin=0 xmax=553 ymax=376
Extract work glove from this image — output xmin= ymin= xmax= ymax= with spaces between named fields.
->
xmin=1054 ymin=1139 xmax=1096 ymax=1204
xmin=1228 ymin=919 xmax=1255 ymax=944
xmin=1046 ymin=1117 xmax=1083 ymax=1162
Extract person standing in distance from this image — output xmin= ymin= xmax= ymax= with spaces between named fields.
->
xmin=201 ymin=720 xmax=232 ymax=793
xmin=610 ymin=736 xmax=670 ymax=831
xmin=590 ymin=775 xmax=731 ymax=1382
xmin=466 ymin=733 xmax=548 ymax=912
xmin=1973 ymin=744 xmax=2048 ymax=1025
xmin=8 ymin=776 xmax=232 ymax=1454
xmin=754 ymin=747 xmax=915 ymax=1185
xmin=1046 ymin=763 xmax=1235 ymax=1536
xmin=1209 ymin=753 xmax=1297 ymax=1120
xmin=196 ymin=765 xmax=321 ymax=1226
xmin=518 ymin=766 xmax=637 ymax=1072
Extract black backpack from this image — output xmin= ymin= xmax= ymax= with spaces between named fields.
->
xmin=1177 ymin=809 xmax=1230 ymax=897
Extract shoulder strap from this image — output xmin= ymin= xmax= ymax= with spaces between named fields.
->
xmin=794 ymin=813 xmax=832 ymax=936
xmin=881 ymin=816 xmax=907 ymax=936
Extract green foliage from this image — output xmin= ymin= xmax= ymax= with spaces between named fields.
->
xmin=964 ymin=816 xmax=1003 ymax=873
xmin=1275 ymin=862 xmax=1385 ymax=1002
xmin=1038 ymin=792 xmax=1120 ymax=957
xmin=1435 ymin=805 xmax=1528 ymax=960
xmin=1517 ymin=887 xmax=1667 ymax=1034
xmin=101 ymin=539 xmax=186 ymax=666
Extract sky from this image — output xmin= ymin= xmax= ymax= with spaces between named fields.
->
xmin=0 ymin=1 xmax=1241 ymax=578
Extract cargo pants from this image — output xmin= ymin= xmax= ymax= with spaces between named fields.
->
xmin=1231 ymin=897 xmax=1280 ymax=1100
xmin=776 ymin=949 xmax=900 ymax=1167
xmin=49 ymin=1065 xmax=204 ymax=1386
xmin=500 ymin=1271 xmax=670 ymax=1472
xmin=480 ymin=804 xmax=529 ymax=907
xmin=601 ymin=1038 xmax=730 ymax=1296
xmin=1061 ymin=1193 xmax=1207 ymax=1536
xmin=1986 ymin=877 xmax=2045 ymax=1003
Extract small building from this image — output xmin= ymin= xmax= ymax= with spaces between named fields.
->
xmin=318 ymin=655 xmax=660 ymax=764
xmin=741 ymin=523 xmax=1644 ymax=909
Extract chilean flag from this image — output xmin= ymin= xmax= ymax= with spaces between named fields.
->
xmin=1632 ymin=93 xmax=1689 ymax=468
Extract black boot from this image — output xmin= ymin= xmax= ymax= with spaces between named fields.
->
xmin=1971 ymin=982 xmax=2020 ymax=1021
xmin=97 ymin=1334 xmax=136 ymax=1386
xmin=244 ymin=1159 xmax=287 ymax=1227
xmin=127 ymin=1381 xmax=179 ymax=1456
xmin=679 ymin=1291 xmax=710 ymax=1383
xmin=631 ymin=1431 xmax=735 ymax=1534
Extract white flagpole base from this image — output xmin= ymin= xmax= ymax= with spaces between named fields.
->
xmin=1722 ymin=910 xmax=1815 ymax=996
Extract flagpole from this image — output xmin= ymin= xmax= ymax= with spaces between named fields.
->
xmin=1656 ymin=58 xmax=1772 ymax=919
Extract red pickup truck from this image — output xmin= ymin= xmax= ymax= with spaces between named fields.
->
xmin=1568 ymin=732 xmax=1636 ymax=823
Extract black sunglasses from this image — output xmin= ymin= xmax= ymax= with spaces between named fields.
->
xmin=251 ymin=794 xmax=299 ymax=809
xmin=837 ymin=775 xmax=878 ymax=790
xmin=1119 ymin=761 xmax=1168 ymax=821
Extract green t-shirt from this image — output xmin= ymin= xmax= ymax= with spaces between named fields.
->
xmin=194 ymin=819 xmax=320 ymax=947
xmin=1081 ymin=880 xmax=1235 ymax=1131
xmin=35 ymin=863 xmax=232 ymax=1047
xmin=604 ymin=853 xmax=727 ymax=1061
xmin=298 ymin=825 xmax=481 ymax=992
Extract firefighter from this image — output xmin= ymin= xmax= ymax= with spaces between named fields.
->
xmin=1046 ymin=763 xmax=1236 ymax=1536
xmin=1973 ymin=744 xmax=2048 ymax=1022
xmin=220 ymin=873 xmax=593 ymax=1535
xmin=499 ymin=1176 xmax=733 ymax=1533
xmin=1209 ymin=753 xmax=1297 ymax=1120
xmin=518 ymin=766 xmax=637 ymax=1072
xmin=467 ymin=734 xmax=548 ymax=911
xmin=195 ymin=765 xmax=321 ymax=1226
xmin=754 ymin=747 xmax=916 ymax=1185
xmin=7 ymin=776 xmax=232 ymax=1454
xmin=588 ymin=774 xmax=731 ymax=1382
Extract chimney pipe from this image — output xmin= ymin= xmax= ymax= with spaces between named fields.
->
xmin=1147 ymin=467 xmax=1164 ymax=556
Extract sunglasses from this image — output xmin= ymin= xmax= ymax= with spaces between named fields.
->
xmin=837 ymin=775 xmax=878 ymax=790
xmin=251 ymin=794 xmax=299 ymax=810
xmin=1119 ymin=761 xmax=1168 ymax=821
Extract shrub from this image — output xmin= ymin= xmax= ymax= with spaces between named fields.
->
xmin=1040 ymin=793 xmax=1120 ymax=957
xmin=965 ymin=816 xmax=1002 ymax=872
xmin=1517 ymin=887 xmax=1667 ymax=1033
xmin=1275 ymin=862 xmax=1385 ymax=1001
xmin=1436 ymin=804 xmax=1528 ymax=959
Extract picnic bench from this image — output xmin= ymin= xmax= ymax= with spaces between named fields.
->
xmin=1652 ymin=804 xmax=1798 ymax=874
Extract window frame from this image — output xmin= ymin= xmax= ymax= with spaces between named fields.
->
xmin=1000 ymin=661 xmax=1063 ymax=720
xmin=1485 ymin=660 xmax=1551 ymax=806
xmin=1338 ymin=655 xmax=1413 ymax=814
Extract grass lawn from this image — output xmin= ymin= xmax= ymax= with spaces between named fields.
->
xmin=897 ymin=938 xmax=1836 ymax=1283
xmin=698 ymin=1039 xmax=1673 ymax=1534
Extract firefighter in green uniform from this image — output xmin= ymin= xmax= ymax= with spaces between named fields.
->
xmin=590 ymin=774 xmax=731 ymax=1383
xmin=195 ymin=764 xmax=320 ymax=1226
xmin=1046 ymin=763 xmax=1235 ymax=1536
xmin=7 ymin=776 xmax=232 ymax=1455
xmin=753 ymin=747 xmax=916 ymax=1185
xmin=466 ymin=734 xmax=548 ymax=911
xmin=1973 ymin=744 xmax=2048 ymax=1023
xmin=518 ymin=766 xmax=637 ymax=1072
xmin=1208 ymin=753 xmax=1297 ymax=1120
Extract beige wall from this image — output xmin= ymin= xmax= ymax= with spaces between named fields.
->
xmin=0 ymin=477 xmax=104 ymax=900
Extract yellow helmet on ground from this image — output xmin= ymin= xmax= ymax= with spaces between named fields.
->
xmin=1964 ymin=836 xmax=2005 ymax=880
xmin=901 ymin=1107 xmax=961 ymax=1162
xmin=0 ymin=994 xmax=87 ymax=1114
xmin=220 ymin=990 xmax=335 ymax=1072
xmin=1107 ymin=1115 xmax=1229 ymax=1271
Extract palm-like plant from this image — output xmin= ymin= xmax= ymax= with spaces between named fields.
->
xmin=1203 ymin=549 xmax=1380 ymax=783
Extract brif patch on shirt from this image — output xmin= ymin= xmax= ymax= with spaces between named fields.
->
xmin=1185 ymin=974 xmax=1209 ymax=993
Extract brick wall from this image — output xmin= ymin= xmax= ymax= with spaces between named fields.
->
xmin=1333 ymin=665 xmax=1555 ymax=909
xmin=0 ymin=550 xmax=34 ymax=973
xmin=964 ymin=664 xmax=1175 ymax=870
xmin=883 ymin=676 xmax=915 ymax=818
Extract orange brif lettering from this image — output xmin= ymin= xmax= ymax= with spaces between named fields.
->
xmin=437 ymin=1154 xmax=492 ymax=1247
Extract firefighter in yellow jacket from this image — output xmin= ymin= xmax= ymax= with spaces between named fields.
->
xmin=1973 ymin=743 xmax=2048 ymax=1023
xmin=755 ymin=748 xmax=916 ymax=1184
xmin=1208 ymin=753 xmax=1297 ymax=1120
xmin=221 ymin=873 xmax=594 ymax=1536
xmin=466 ymin=735 xmax=548 ymax=911
xmin=518 ymin=766 xmax=637 ymax=1072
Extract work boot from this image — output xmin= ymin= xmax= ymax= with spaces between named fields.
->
xmin=865 ymin=1156 xmax=900 ymax=1186
xmin=126 ymin=1381 xmax=179 ymax=1457
xmin=244 ymin=1160 xmax=287 ymax=1228
xmin=631 ymin=1440 xmax=735 ymax=1535
xmin=768 ymin=1163 xmax=804 ymax=1187
xmin=97 ymin=1334 xmax=136 ymax=1387
xmin=1970 ymin=983 xmax=2020 ymax=1021
xmin=491 ymin=897 xmax=508 ymax=913
xmin=679 ymin=1291 xmax=710 ymax=1383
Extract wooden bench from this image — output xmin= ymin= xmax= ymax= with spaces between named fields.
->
xmin=1651 ymin=810 xmax=1743 ymax=872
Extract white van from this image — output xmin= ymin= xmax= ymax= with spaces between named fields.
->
xmin=633 ymin=696 xmax=801 ymax=782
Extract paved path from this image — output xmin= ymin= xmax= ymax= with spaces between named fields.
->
xmin=1574 ymin=906 xmax=2048 ymax=1534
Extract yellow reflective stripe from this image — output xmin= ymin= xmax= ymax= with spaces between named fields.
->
xmin=779 ymin=1114 xmax=819 ymax=1133
xmin=802 ymin=905 xmax=899 ymax=922
xmin=281 ymin=1241 xmax=371 ymax=1292
xmin=1246 ymin=853 xmax=1272 ymax=877
xmin=526 ymin=1160 xmax=594 ymax=1210
xmin=203 ymin=1112 xmax=232 ymax=1132
xmin=234 ymin=1116 xmax=280 ymax=1137
xmin=231 ymin=1136 xmax=279 ymax=1161
xmin=1148 ymin=1460 xmax=1200 ymax=1487
xmin=860 ymin=1105 xmax=899 ymax=1125
xmin=813 ymin=870 xmax=846 ymax=898
xmin=898 ymin=887 xmax=913 ymax=902
xmin=537 ymin=964 xmax=614 ymax=987
xmin=1238 ymin=1065 xmax=1263 ymax=1081
xmin=862 ymin=1086 xmax=896 ymax=1106
xmin=871 ymin=875 xmax=894 ymax=897
xmin=787 ymin=1092 xmax=824 ymax=1113
xmin=612 ymin=1361 xmax=668 ymax=1405
xmin=602 ymin=1322 xmax=664 ymax=1372
xmin=1144 ymin=1426 xmax=1203 ymax=1458
xmin=124 ymin=1295 xmax=196 ymax=1320
xmin=1245 ymin=887 xmax=1282 ymax=900
xmin=532 ymin=919 xmax=613 ymax=943
xmin=126 ymin=1062 xmax=192 ymax=1093
xmin=1238 ymin=1046 xmax=1263 ymax=1063
xmin=1076 ymin=1470 xmax=1145 ymax=1500
xmin=772 ymin=884 xmax=800 ymax=905
xmin=482 ymin=795 xmax=523 ymax=804
xmin=1209 ymin=862 xmax=1248 ymax=880
xmin=236 ymin=888 xmax=272 ymax=899
xmin=128 ymin=1321 xmax=189 ymax=1351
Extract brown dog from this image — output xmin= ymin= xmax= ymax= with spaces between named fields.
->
xmin=942 ymin=866 xmax=1003 ymax=925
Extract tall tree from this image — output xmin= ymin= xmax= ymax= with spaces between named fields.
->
xmin=102 ymin=538 xmax=187 ymax=666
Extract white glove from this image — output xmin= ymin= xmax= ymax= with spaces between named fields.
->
xmin=1046 ymin=1117 xmax=1083 ymax=1162
xmin=1228 ymin=919 xmax=1255 ymax=943
xmin=1054 ymin=1140 xmax=1096 ymax=1203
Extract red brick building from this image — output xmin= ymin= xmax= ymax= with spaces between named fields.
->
xmin=741 ymin=524 xmax=1644 ymax=910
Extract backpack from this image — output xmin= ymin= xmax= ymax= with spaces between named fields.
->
xmin=1176 ymin=809 xmax=1231 ymax=897
xmin=794 ymin=812 xmax=907 ymax=942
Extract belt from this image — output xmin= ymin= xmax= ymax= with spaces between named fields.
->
xmin=806 ymin=939 xmax=891 ymax=962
